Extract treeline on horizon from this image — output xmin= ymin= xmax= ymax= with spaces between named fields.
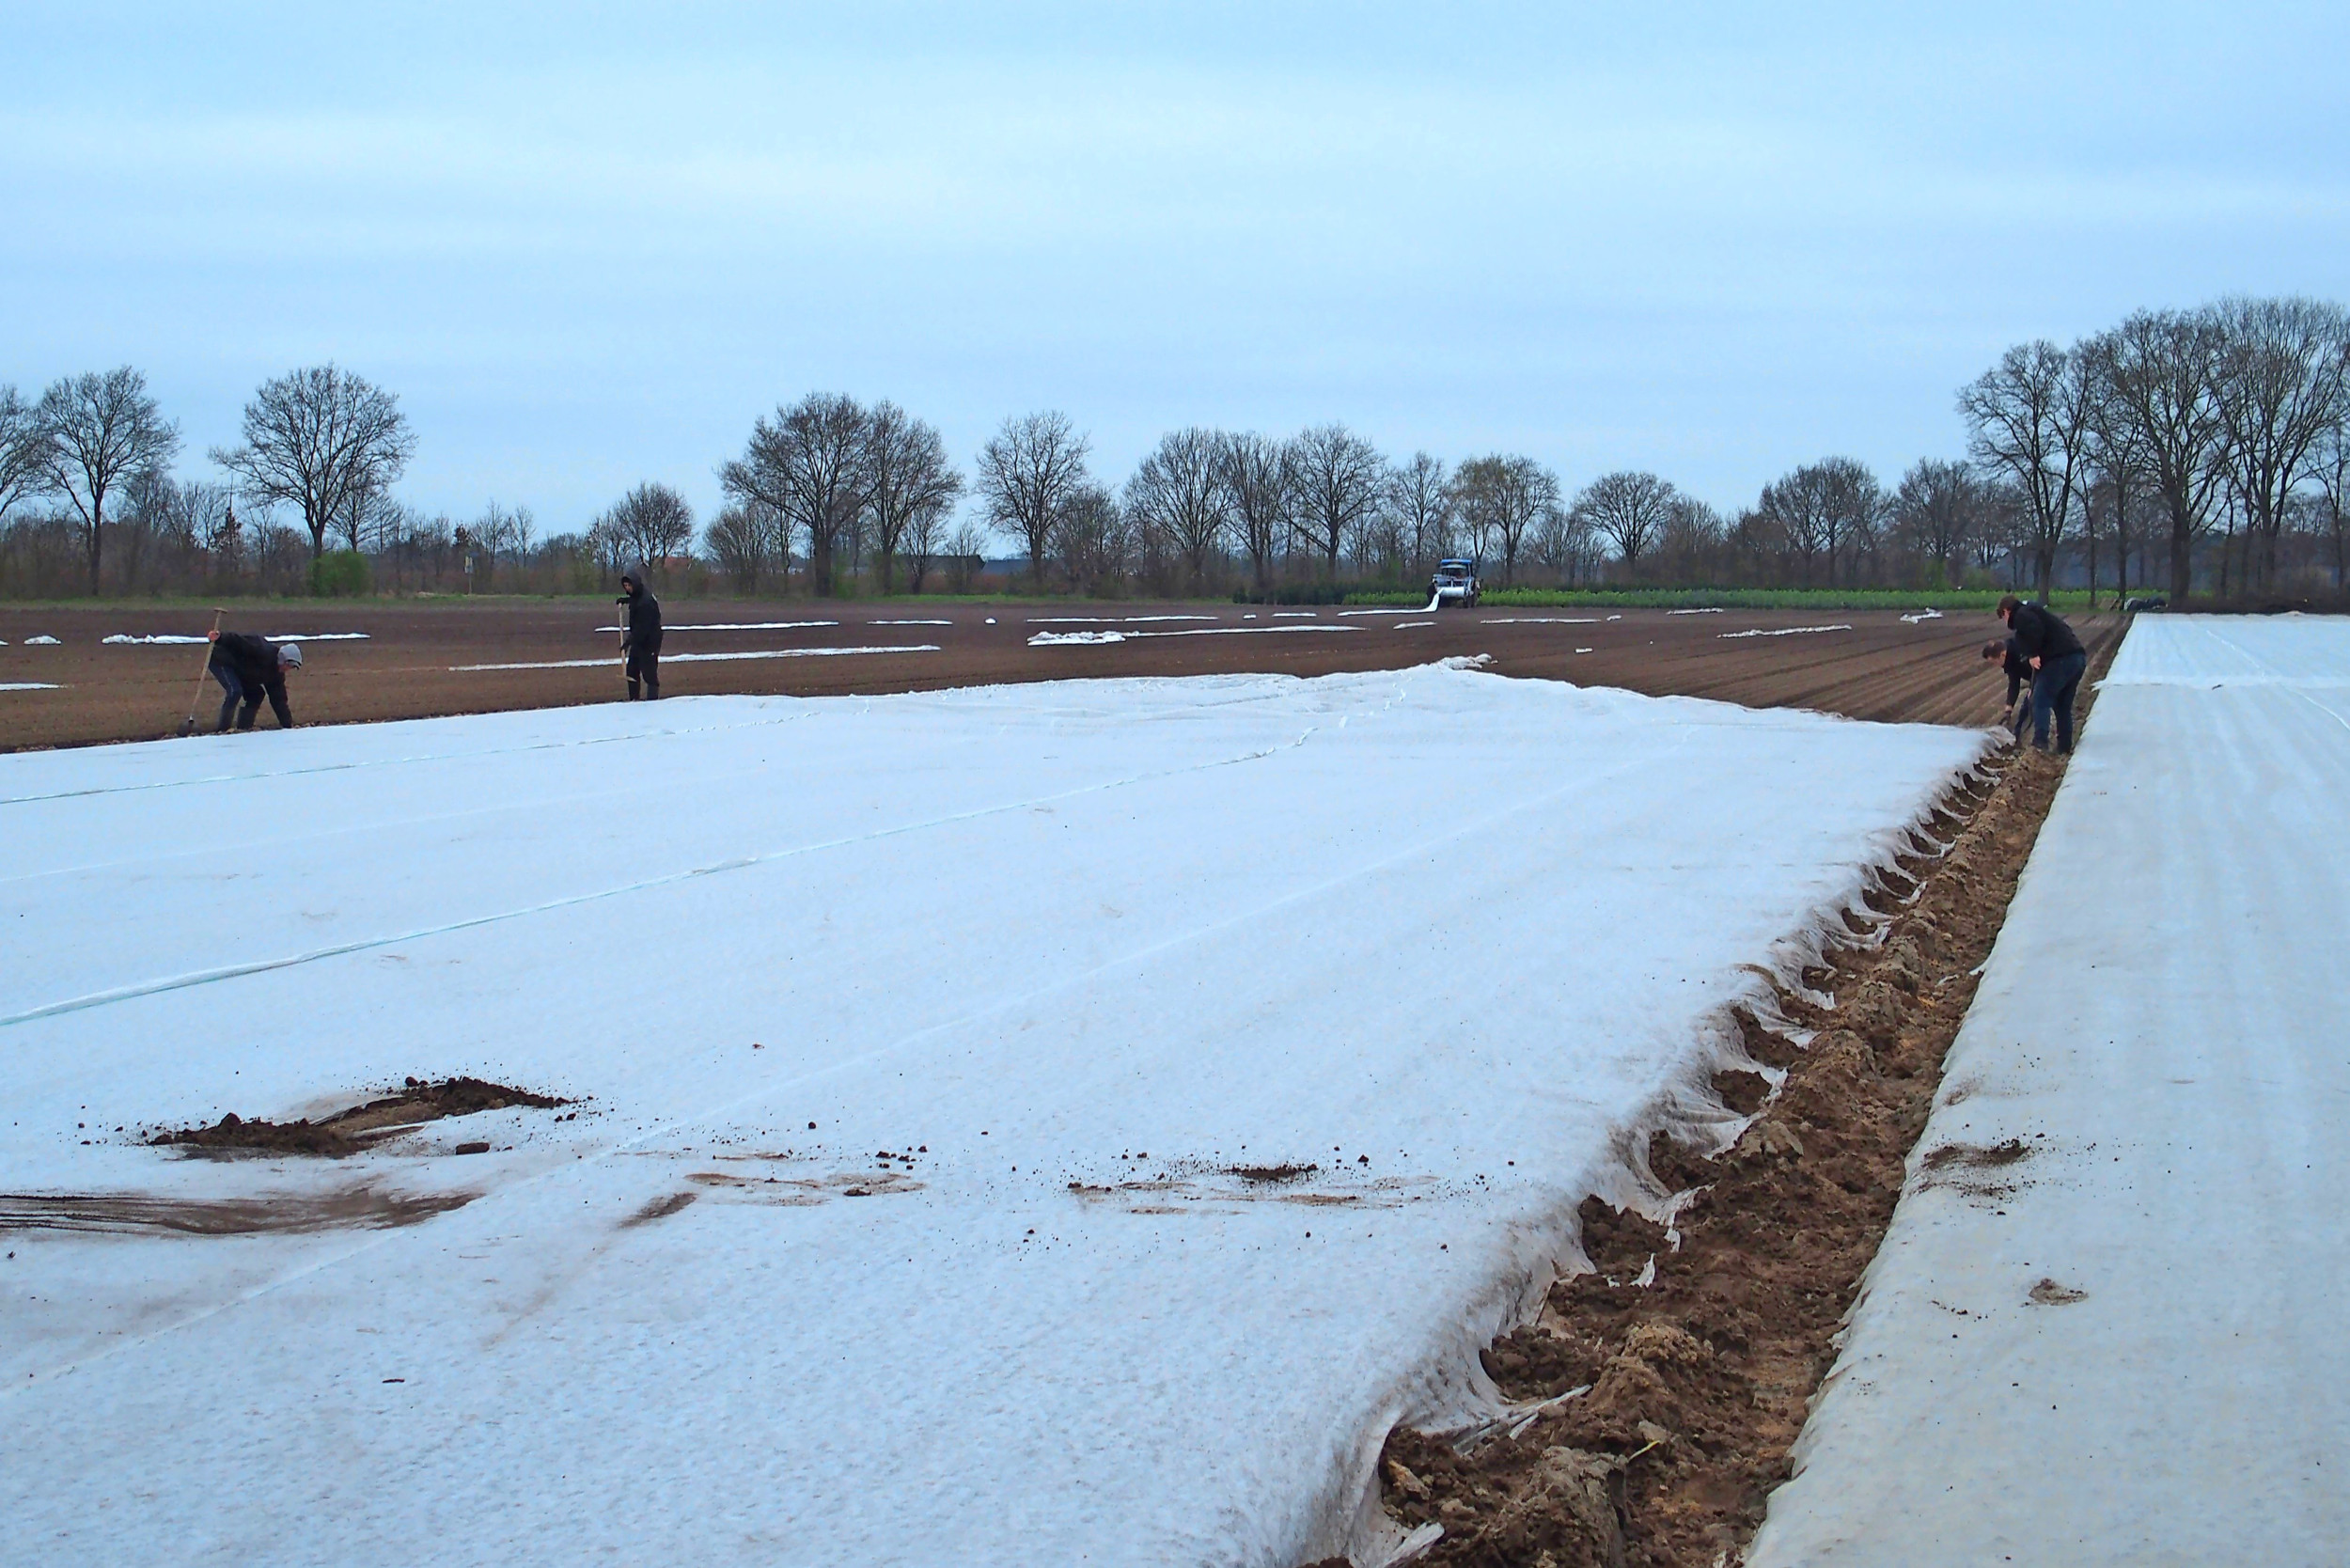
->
xmin=3 ymin=296 xmax=2344 ymax=604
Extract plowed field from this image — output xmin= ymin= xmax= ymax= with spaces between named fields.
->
xmin=0 ymin=600 xmax=2118 ymax=750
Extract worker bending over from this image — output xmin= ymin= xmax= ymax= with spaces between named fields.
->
xmin=1980 ymin=637 xmax=2033 ymax=744
xmin=1996 ymin=595 xmax=2087 ymax=754
xmin=207 ymin=631 xmax=301 ymax=730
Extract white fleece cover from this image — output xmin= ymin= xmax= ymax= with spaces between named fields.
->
xmin=0 ymin=666 xmax=1982 ymax=1568
xmin=1749 ymin=615 xmax=2350 ymax=1567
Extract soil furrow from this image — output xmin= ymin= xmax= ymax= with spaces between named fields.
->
xmin=1332 ymin=665 xmax=2107 ymax=1568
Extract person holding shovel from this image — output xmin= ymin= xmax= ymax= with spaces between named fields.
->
xmin=619 ymin=564 xmax=663 ymax=700
xmin=206 ymin=630 xmax=300 ymax=731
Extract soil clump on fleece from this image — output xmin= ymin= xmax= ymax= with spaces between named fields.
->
xmin=149 ymin=1076 xmax=568 ymax=1157
xmin=1349 ymin=731 xmax=2083 ymax=1567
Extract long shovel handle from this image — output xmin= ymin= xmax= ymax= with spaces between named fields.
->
xmin=182 ymin=608 xmax=224 ymax=728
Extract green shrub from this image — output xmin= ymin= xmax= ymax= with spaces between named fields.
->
xmin=309 ymin=550 xmax=372 ymax=598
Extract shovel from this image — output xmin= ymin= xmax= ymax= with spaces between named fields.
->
xmin=175 ymin=608 xmax=225 ymax=736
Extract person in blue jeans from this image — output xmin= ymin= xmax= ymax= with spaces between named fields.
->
xmin=1997 ymin=595 xmax=2087 ymax=753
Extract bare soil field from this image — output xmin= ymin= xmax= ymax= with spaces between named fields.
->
xmin=0 ymin=598 xmax=2119 ymax=750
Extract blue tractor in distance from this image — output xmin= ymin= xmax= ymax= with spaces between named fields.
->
xmin=1429 ymin=557 xmax=1481 ymax=609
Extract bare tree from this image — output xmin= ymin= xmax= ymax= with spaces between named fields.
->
xmin=1452 ymin=454 xmax=1561 ymax=586
xmin=2080 ymin=362 xmax=2155 ymax=605
xmin=1754 ymin=457 xmax=1880 ymax=587
xmin=1053 ymin=482 xmax=1131 ymax=595
xmin=1288 ymin=423 xmax=1384 ymax=579
xmin=2210 ymin=296 xmax=2350 ymax=591
xmin=1572 ymin=470 xmax=1676 ymax=573
xmin=0 ymin=385 xmax=49 ymax=525
xmin=2085 ymin=312 xmax=2231 ymax=603
xmin=1386 ymin=452 xmax=1453 ymax=572
xmin=1652 ymin=494 xmax=1726 ymax=583
xmin=976 ymin=410 xmax=1090 ymax=588
xmin=902 ymin=497 xmax=953 ymax=594
xmin=1728 ymin=507 xmax=1786 ymax=583
xmin=1889 ymin=459 xmax=1980 ymax=588
xmin=705 ymin=502 xmax=780 ymax=592
xmin=158 ymin=478 xmax=241 ymax=558
xmin=35 ymin=367 xmax=180 ymax=592
xmin=719 ymin=393 xmax=872 ymax=597
xmin=943 ymin=517 xmax=988 ymax=593
xmin=470 ymin=501 xmax=538 ymax=589
xmin=1355 ymin=498 xmax=1409 ymax=580
xmin=1123 ymin=428 xmax=1230 ymax=588
xmin=711 ymin=494 xmax=791 ymax=593
xmin=597 ymin=484 xmax=693 ymax=577
xmin=1532 ymin=500 xmax=1598 ymax=584
xmin=1958 ymin=340 xmax=2093 ymax=595
xmin=2319 ymin=405 xmax=2350 ymax=590
xmin=1218 ymin=431 xmax=1292 ymax=592
xmin=212 ymin=365 xmax=412 ymax=569
xmin=864 ymin=403 xmax=964 ymax=594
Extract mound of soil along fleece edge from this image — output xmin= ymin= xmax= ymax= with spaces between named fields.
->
xmin=1341 ymin=735 xmax=2081 ymax=1568
xmin=150 ymin=1076 xmax=569 ymax=1157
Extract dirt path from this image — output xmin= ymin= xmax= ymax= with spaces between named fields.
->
xmin=1346 ymin=681 xmax=2103 ymax=1567
xmin=0 ymin=599 xmax=2120 ymax=749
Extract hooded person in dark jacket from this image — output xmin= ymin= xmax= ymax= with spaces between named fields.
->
xmin=619 ymin=566 xmax=663 ymax=700
xmin=206 ymin=630 xmax=300 ymax=730
xmin=1998 ymin=595 xmax=2087 ymax=753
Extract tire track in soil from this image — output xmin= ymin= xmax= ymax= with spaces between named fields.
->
xmin=1317 ymin=660 xmax=2110 ymax=1568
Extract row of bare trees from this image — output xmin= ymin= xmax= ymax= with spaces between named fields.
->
xmin=712 ymin=394 xmax=969 ymax=596
xmin=11 ymin=295 xmax=2345 ymax=601
xmin=0 ymin=363 xmax=417 ymax=594
xmin=692 ymin=306 xmax=2341 ymax=598
xmin=1958 ymin=296 xmax=2350 ymax=603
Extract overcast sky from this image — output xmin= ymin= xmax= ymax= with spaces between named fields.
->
xmin=7 ymin=2 xmax=2347 ymax=539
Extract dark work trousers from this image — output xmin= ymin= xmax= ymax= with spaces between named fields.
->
xmin=212 ymin=661 xmax=291 ymax=730
xmin=212 ymin=664 xmax=250 ymax=731
xmin=626 ymin=643 xmax=660 ymax=700
xmin=2031 ymin=651 xmax=2089 ymax=752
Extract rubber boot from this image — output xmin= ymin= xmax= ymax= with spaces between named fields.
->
xmin=626 ymin=678 xmax=641 ymax=700
xmin=645 ymin=679 xmax=660 ymax=701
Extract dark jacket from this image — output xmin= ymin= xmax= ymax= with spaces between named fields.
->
xmin=619 ymin=577 xmax=663 ymax=652
xmin=209 ymin=631 xmax=284 ymax=691
xmin=2000 ymin=637 xmax=2032 ymax=705
xmin=2008 ymin=603 xmax=2083 ymax=665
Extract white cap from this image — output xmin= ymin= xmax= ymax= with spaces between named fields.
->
xmin=277 ymin=642 xmax=304 ymax=667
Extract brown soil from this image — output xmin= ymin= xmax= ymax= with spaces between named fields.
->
xmin=1230 ymin=1163 xmax=1321 ymax=1183
xmin=149 ymin=1076 xmax=569 ymax=1157
xmin=0 ymin=1184 xmax=476 ymax=1235
xmin=621 ymin=1190 xmax=698 ymax=1227
xmin=1357 ymin=728 xmax=2090 ymax=1564
xmin=0 ymin=600 xmax=2120 ymax=750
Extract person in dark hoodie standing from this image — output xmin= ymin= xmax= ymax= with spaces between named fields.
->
xmin=619 ymin=565 xmax=664 ymax=700
xmin=206 ymin=630 xmax=301 ymax=730
xmin=1997 ymin=594 xmax=2087 ymax=753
